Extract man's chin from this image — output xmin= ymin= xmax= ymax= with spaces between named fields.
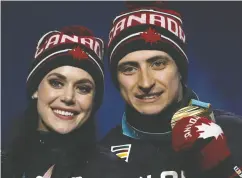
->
xmin=136 ymin=106 xmax=165 ymax=116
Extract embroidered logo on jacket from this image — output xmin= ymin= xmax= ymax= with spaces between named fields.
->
xmin=232 ymin=166 xmax=242 ymax=177
xmin=111 ymin=144 xmax=131 ymax=162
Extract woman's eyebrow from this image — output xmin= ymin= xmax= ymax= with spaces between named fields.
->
xmin=75 ymin=79 xmax=94 ymax=87
xmin=47 ymin=73 xmax=66 ymax=80
xmin=47 ymin=73 xmax=94 ymax=87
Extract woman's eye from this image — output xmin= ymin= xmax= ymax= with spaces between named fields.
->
xmin=77 ymin=85 xmax=92 ymax=94
xmin=49 ymin=79 xmax=63 ymax=88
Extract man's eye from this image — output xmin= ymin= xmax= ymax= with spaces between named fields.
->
xmin=151 ymin=60 xmax=166 ymax=70
xmin=121 ymin=66 xmax=137 ymax=75
xmin=49 ymin=79 xmax=63 ymax=88
xmin=77 ymin=85 xmax=92 ymax=94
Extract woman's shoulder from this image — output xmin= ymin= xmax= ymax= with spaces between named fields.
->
xmin=1 ymin=149 xmax=15 ymax=178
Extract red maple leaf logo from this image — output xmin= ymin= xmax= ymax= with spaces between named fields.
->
xmin=140 ymin=27 xmax=161 ymax=44
xmin=68 ymin=46 xmax=88 ymax=60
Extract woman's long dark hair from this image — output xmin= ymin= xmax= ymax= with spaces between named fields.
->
xmin=3 ymin=99 xmax=96 ymax=177
xmin=3 ymin=26 xmax=99 ymax=177
xmin=3 ymin=99 xmax=39 ymax=177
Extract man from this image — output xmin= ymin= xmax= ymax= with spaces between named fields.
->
xmin=101 ymin=2 xmax=242 ymax=178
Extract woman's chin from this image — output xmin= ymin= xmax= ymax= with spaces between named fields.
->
xmin=52 ymin=126 xmax=76 ymax=134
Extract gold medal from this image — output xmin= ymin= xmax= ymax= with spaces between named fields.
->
xmin=171 ymin=99 xmax=215 ymax=129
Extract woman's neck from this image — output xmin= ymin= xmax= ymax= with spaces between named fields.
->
xmin=35 ymin=118 xmax=96 ymax=151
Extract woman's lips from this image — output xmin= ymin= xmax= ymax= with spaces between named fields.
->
xmin=52 ymin=109 xmax=77 ymax=120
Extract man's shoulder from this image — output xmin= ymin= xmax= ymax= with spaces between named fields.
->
xmin=81 ymin=145 xmax=138 ymax=178
xmin=213 ymin=109 xmax=242 ymax=137
xmin=213 ymin=109 xmax=242 ymax=128
xmin=102 ymin=125 xmax=123 ymax=141
xmin=99 ymin=125 xmax=132 ymax=147
xmin=213 ymin=109 xmax=242 ymax=161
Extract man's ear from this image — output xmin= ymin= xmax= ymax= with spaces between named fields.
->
xmin=32 ymin=91 xmax=38 ymax=99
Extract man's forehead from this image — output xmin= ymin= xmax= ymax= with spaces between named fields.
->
xmin=118 ymin=50 xmax=173 ymax=65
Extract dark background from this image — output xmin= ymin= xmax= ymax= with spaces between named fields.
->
xmin=2 ymin=1 xmax=242 ymax=147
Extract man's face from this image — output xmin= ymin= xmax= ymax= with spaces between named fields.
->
xmin=117 ymin=50 xmax=183 ymax=115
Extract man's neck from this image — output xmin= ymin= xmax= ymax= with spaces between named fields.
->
xmin=125 ymin=87 xmax=197 ymax=133
xmin=125 ymin=101 xmax=181 ymax=133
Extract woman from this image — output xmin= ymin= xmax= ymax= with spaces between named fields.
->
xmin=2 ymin=26 xmax=136 ymax=178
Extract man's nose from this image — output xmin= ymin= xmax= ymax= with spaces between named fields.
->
xmin=138 ymin=69 xmax=155 ymax=94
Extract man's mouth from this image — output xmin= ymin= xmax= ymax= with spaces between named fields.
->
xmin=135 ymin=91 xmax=163 ymax=101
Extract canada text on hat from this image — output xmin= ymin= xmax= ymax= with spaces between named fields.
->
xmin=27 ymin=30 xmax=104 ymax=82
xmin=35 ymin=31 xmax=104 ymax=60
xmin=108 ymin=9 xmax=186 ymax=47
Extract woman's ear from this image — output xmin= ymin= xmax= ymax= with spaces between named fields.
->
xmin=32 ymin=91 xmax=38 ymax=99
